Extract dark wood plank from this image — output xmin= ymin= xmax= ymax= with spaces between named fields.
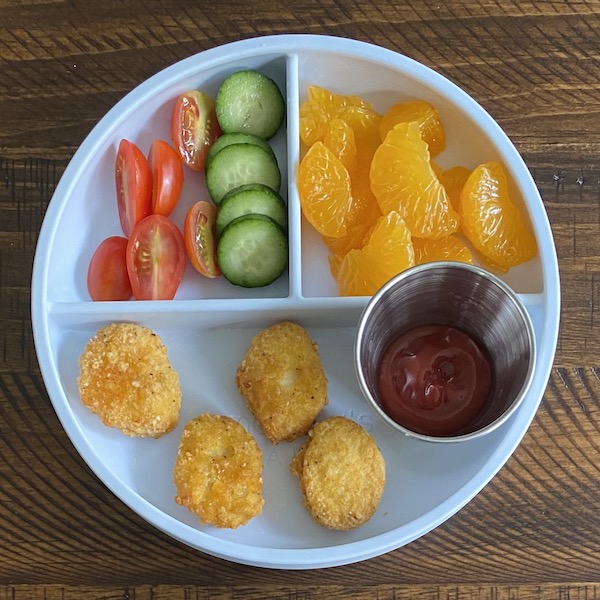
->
xmin=2 ymin=584 xmax=600 ymax=599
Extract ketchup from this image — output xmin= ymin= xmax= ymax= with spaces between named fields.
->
xmin=376 ymin=324 xmax=492 ymax=436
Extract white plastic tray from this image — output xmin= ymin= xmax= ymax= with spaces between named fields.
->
xmin=31 ymin=35 xmax=560 ymax=569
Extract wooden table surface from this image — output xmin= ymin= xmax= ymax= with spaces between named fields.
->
xmin=1 ymin=0 xmax=599 ymax=597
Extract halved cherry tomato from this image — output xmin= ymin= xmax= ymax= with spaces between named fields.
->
xmin=127 ymin=214 xmax=186 ymax=300
xmin=87 ymin=236 xmax=132 ymax=301
xmin=116 ymin=139 xmax=152 ymax=237
xmin=148 ymin=139 xmax=184 ymax=216
xmin=171 ymin=90 xmax=222 ymax=171
xmin=184 ymin=200 xmax=221 ymax=278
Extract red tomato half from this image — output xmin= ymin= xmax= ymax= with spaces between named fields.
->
xmin=87 ymin=236 xmax=132 ymax=301
xmin=184 ymin=201 xmax=221 ymax=278
xmin=148 ymin=139 xmax=184 ymax=216
xmin=116 ymin=139 xmax=152 ymax=237
xmin=171 ymin=90 xmax=222 ymax=171
xmin=127 ymin=214 xmax=186 ymax=300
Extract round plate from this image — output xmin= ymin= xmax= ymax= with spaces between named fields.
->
xmin=31 ymin=34 xmax=560 ymax=569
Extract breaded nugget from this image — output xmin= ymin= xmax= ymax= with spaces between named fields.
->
xmin=77 ymin=323 xmax=181 ymax=437
xmin=291 ymin=416 xmax=385 ymax=530
xmin=236 ymin=321 xmax=328 ymax=444
xmin=173 ymin=414 xmax=264 ymax=529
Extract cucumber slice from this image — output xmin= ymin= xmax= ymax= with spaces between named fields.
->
xmin=217 ymin=214 xmax=288 ymax=288
xmin=206 ymin=143 xmax=281 ymax=205
xmin=205 ymin=132 xmax=276 ymax=172
xmin=216 ymin=70 xmax=285 ymax=140
xmin=216 ymin=183 xmax=287 ymax=237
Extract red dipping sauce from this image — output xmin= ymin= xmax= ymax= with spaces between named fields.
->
xmin=376 ymin=324 xmax=492 ymax=436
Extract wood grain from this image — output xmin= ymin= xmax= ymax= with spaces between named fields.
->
xmin=1 ymin=0 xmax=600 ymax=596
xmin=2 ymin=584 xmax=600 ymax=599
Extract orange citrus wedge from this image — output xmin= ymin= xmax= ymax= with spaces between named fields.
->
xmin=439 ymin=165 xmax=471 ymax=213
xmin=459 ymin=161 xmax=538 ymax=270
xmin=412 ymin=235 xmax=474 ymax=265
xmin=370 ymin=122 xmax=459 ymax=239
xmin=379 ymin=99 xmax=446 ymax=157
xmin=297 ymin=141 xmax=353 ymax=238
xmin=336 ymin=211 xmax=415 ymax=296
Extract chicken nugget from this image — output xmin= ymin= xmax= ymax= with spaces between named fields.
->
xmin=173 ymin=414 xmax=264 ymax=529
xmin=291 ymin=416 xmax=385 ymax=530
xmin=77 ymin=322 xmax=181 ymax=437
xmin=236 ymin=321 xmax=328 ymax=444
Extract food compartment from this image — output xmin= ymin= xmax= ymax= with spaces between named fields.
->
xmin=44 ymin=53 xmax=295 ymax=303
xmin=52 ymin=306 xmax=513 ymax=555
xmin=294 ymin=50 xmax=545 ymax=298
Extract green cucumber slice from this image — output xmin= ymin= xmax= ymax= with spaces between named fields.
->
xmin=215 ymin=70 xmax=285 ymax=140
xmin=205 ymin=143 xmax=281 ymax=205
xmin=205 ymin=132 xmax=276 ymax=172
xmin=217 ymin=214 xmax=288 ymax=288
xmin=216 ymin=184 xmax=287 ymax=237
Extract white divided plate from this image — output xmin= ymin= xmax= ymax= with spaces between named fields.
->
xmin=31 ymin=34 xmax=560 ymax=569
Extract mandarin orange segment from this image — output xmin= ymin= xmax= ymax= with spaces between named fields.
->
xmin=369 ymin=121 xmax=459 ymax=239
xmin=340 ymin=105 xmax=382 ymax=143
xmin=431 ymin=162 xmax=443 ymax=178
xmin=459 ymin=161 xmax=538 ymax=270
xmin=300 ymin=86 xmax=377 ymax=148
xmin=348 ymin=167 xmax=382 ymax=227
xmin=412 ymin=235 xmax=474 ymax=265
xmin=307 ymin=85 xmax=371 ymax=113
xmin=323 ymin=118 xmax=358 ymax=174
xmin=298 ymin=141 xmax=353 ymax=238
xmin=328 ymin=252 xmax=344 ymax=280
xmin=379 ymin=100 xmax=446 ymax=158
xmin=323 ymin=219 xmax=373 ymax=257
xmin=336 ymin=250 xmax=390 ymax=297
xmin=322 ymin=169 xmax=381 ymax=256
xmin=336 ymin=211 xmax=415 ymax=296
xmin=439 ymin=165 xmax=471 ymax=212
xmin=364 ymin=210 xmax=414 ymax=259
xmin=299 ymin=102 xmax=328 ymax=147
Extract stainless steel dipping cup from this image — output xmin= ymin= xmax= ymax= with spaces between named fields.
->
xmin=355 ymin=262 xmax=536 ymax=442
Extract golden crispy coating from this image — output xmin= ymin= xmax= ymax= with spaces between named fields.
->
xmin=289 ymin=439 xmax=309 ymax=479
xmin=77 ymin=323 xmax=181 ymax=438
xmin=291 ymin=416 xmax=386 ymax=530
xmin=173 ymin=414 xmax=264 ymax=529
xmin=235 ymin=321 xmax=328 ymax=444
